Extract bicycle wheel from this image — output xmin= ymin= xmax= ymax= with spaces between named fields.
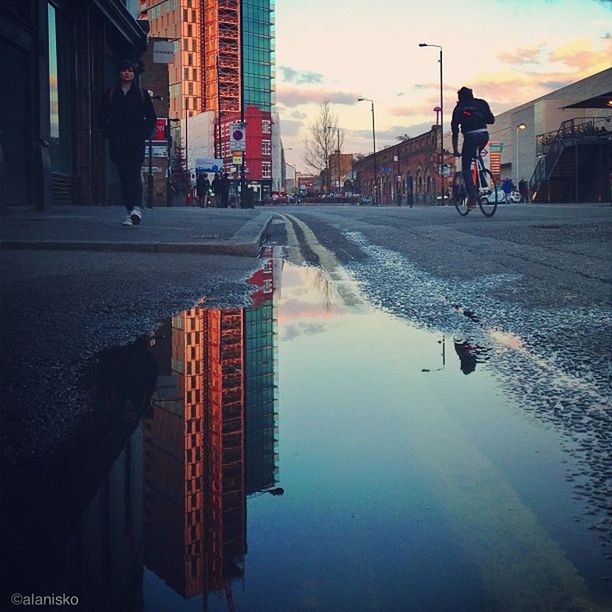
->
xmin=478 ymin=169 xmax=499 ymax=217
xmin=452 ymin=172 xmax=470 ymax=216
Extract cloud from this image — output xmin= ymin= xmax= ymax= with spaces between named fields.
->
xmin=497 ymin=43 xmax=545 ymax=65
xmin=279 ymin=118 xmax=303 ymax=137
xmin=276 ymin=86 xmax=360 ymax=108
xmin=290 ymin=110 xmax=308 ymax=120
xmin=280 ymin=322 xmax=326 ymax=342
xmin=548 ymin=37 xmax=612 ymax=71
xmin=279 ymin=66 xmax=324 ymax=84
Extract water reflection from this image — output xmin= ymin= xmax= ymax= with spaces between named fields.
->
xmin=2 ymin=249 xmax=281 ymax=611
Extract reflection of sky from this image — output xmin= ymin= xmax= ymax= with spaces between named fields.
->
xmin=48 ymin=4 xmax=59 ymax=138
xmin=247 ymin=263 xmax=608 ymax=610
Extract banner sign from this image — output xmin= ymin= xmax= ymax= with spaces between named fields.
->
xmin=153 ymin=118 xmax=168 ymax=141
xmin=153 ymin=40 xmax=175 ymax=64
xmin=195 ymin=158 xmax=224 ymax=173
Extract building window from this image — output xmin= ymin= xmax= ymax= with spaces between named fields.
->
xmin=261 ymin=120 xmax=271 ymax=134
xmin=262 ymin=162 xmax=271 ymax=178
xmin=262 ymin=140 xmax=271 ymax=155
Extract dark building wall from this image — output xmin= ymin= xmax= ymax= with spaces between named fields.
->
xmin=0 ymin=0 xmax=147 ymax=209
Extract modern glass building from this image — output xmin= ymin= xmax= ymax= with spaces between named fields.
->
xmin=242 ymin=0 xmax=275 ymax=113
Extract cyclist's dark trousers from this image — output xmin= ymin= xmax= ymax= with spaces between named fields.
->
xmin=462 ymin=131 xmax=489 ymax=197
xmin=115 ymin=160 xmax=143 ymax=212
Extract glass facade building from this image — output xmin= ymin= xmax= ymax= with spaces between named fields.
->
xmin=242 ymin=0 xmax=275 ymax=112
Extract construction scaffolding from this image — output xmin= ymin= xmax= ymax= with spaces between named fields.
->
xmin=202 ymin=0 xmax=241 ymax=115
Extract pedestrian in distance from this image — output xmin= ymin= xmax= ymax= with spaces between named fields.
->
xmin=518 ymin=178 xmax=529 ymax=203
xmin=451 ymin=87 xmax=495 ymax=209
xmin=501 ymin=177 xmax=513 ymax=204
xmin=99 ymin=59 xmax=156 ymax=226
xmin=196 ymin=172 xmax=211 ymax=207
xmin=219 ymin=173 xmax=231 ymax=208
xmin=212 ymin=173 xmax=221 ymax=208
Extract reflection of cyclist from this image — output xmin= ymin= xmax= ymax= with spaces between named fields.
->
xmin=453 ymin=340 xmax=491 ymax=375
xmin=451 ymin=87 xmax=495 ymax=208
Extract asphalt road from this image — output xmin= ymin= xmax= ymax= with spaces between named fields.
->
xmin=1 ymin=249 xmax=261 ymax=490
xmin=2 ymin=202 xmax=610 ymax=493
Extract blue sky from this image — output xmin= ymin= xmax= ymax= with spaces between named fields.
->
xmin=275 ymin=0 xmax=612 ymax=171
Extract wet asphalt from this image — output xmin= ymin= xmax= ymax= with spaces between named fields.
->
xmin=2 ymin=203 xmax=610 ymax=498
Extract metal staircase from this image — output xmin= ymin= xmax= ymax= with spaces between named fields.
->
xmin=529 ymin=116 xmax=611 ymax=203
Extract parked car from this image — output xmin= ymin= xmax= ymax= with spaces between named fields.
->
xmin=487 ymin=187 xmax=520 ymax=203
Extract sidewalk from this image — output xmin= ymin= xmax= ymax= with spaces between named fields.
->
xmin=0 ymin=205 xmax=276 ymax=256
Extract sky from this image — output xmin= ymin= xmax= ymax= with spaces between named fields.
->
xmin=274 ymin=0 xmax=612 ymax=173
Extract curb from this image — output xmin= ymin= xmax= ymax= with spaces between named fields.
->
xmin=0 ymin=214 xmax=276 ymax=257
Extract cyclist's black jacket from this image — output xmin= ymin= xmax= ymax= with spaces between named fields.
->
xmin=451 ymin=98 xmax=495 ymax=135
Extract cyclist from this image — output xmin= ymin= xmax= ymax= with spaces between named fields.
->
xmin=451 ymin=87 xmax=495 ymax=208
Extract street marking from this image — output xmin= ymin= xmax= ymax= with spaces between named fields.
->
xmin=282 ymin=214 xmax=363 ymax=308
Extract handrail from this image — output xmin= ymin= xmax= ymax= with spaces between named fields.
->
xmin=536 ymin=116 xmax=611 ymax=155
xmin=530 ymin=115 xmax=611 ymax=199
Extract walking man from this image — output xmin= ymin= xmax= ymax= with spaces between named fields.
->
xmin=99 ymin=60 xmax=156 ymax=226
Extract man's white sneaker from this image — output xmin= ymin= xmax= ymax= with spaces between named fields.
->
xmin=122 ymin=215 xmax=133 ymax=226
xmin=130 ymin=207 xmax=143 ymax=225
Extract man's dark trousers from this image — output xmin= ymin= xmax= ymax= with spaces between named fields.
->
xmin=461 ymin=131 xmax=489 ymax=197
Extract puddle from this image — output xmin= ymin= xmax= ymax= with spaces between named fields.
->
xmin=3 ymin=248 xmax=611 ymax=611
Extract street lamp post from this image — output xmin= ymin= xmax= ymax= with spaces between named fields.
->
xmin=419 ymin=43 xmax=444 ymax=204
xmin=358 ymin=97 xmax=378 ymax=205
xmin=516 ymin=122 xmax=526 ymax=186
xmin=336 ymin=128 xmax=341 ymax=195
xmin=393 ymin=154 xmax=400 ymax=206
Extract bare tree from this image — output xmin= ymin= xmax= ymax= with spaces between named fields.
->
xmin=303 ymin=100 xmax=344 ymax=191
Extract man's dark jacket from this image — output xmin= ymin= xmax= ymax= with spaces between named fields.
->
xmin=99 ymin=84 xmax=156 ymax=164
xmin=451 ymin=98 xmax=495 ymax=135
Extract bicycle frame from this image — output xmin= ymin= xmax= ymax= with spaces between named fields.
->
xmin=452 ymin=147 xmax=499 ymax=217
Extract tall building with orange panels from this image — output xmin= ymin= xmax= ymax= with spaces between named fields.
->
xmin=203 ymin=307 xmax=246 ymax=592
xmin=143 ymin=305 xmax=247 ymax=599
xmin=144 ymin=307 xmax=206 ymax=597
xmin=202 ymin=0 xmax=240 ymax=116
xmin=141 ymin=0 xmax=276 ymax=196
xmin=139 ymin=0 xmax=202 ymax=120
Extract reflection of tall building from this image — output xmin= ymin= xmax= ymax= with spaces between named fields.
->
xmin=244 ymin=249 xmax=279 ymax=494
xmin=144 ymin=309 xmax=206 ymax=597
xmin=205 ymin=308 xmax=246 ymax=590
xmin=144 ymin=253 xmax=279 ymax=602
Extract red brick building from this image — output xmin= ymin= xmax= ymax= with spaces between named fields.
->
xmin=353 ymin=126 xmax=454 ymax=205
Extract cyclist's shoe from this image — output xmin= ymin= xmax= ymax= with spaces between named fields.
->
xmin=467 ymin=194 xmax=477 ymax=209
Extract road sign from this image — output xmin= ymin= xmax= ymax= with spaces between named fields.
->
xmin=232 ymin=154 xmax=242 ymax=165
xmin=230 ymin=123 xmax=246 ymax=151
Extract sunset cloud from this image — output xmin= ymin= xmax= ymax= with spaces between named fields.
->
xmin=497 ymin=43 xmax=545 ymax=65
xmin=277 ymin=86 xmax=360 ymax=108
xmin=548 ymin=38 xmax=612 ymax=72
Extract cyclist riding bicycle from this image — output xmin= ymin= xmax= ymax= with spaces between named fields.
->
xmin=451 ymin=87 xmax=495 ymax=208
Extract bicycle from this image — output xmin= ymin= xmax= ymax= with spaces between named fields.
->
xmin=452 ymin=148 xmax=501 ymax=217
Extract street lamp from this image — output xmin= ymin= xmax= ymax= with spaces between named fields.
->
xmin=516 ymin=122 xmax=526 ymax=185
xmin=419 ymin=43 xmax=444 ymax=203
xmin=357 ymin=97 xmax=378 ymax=205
